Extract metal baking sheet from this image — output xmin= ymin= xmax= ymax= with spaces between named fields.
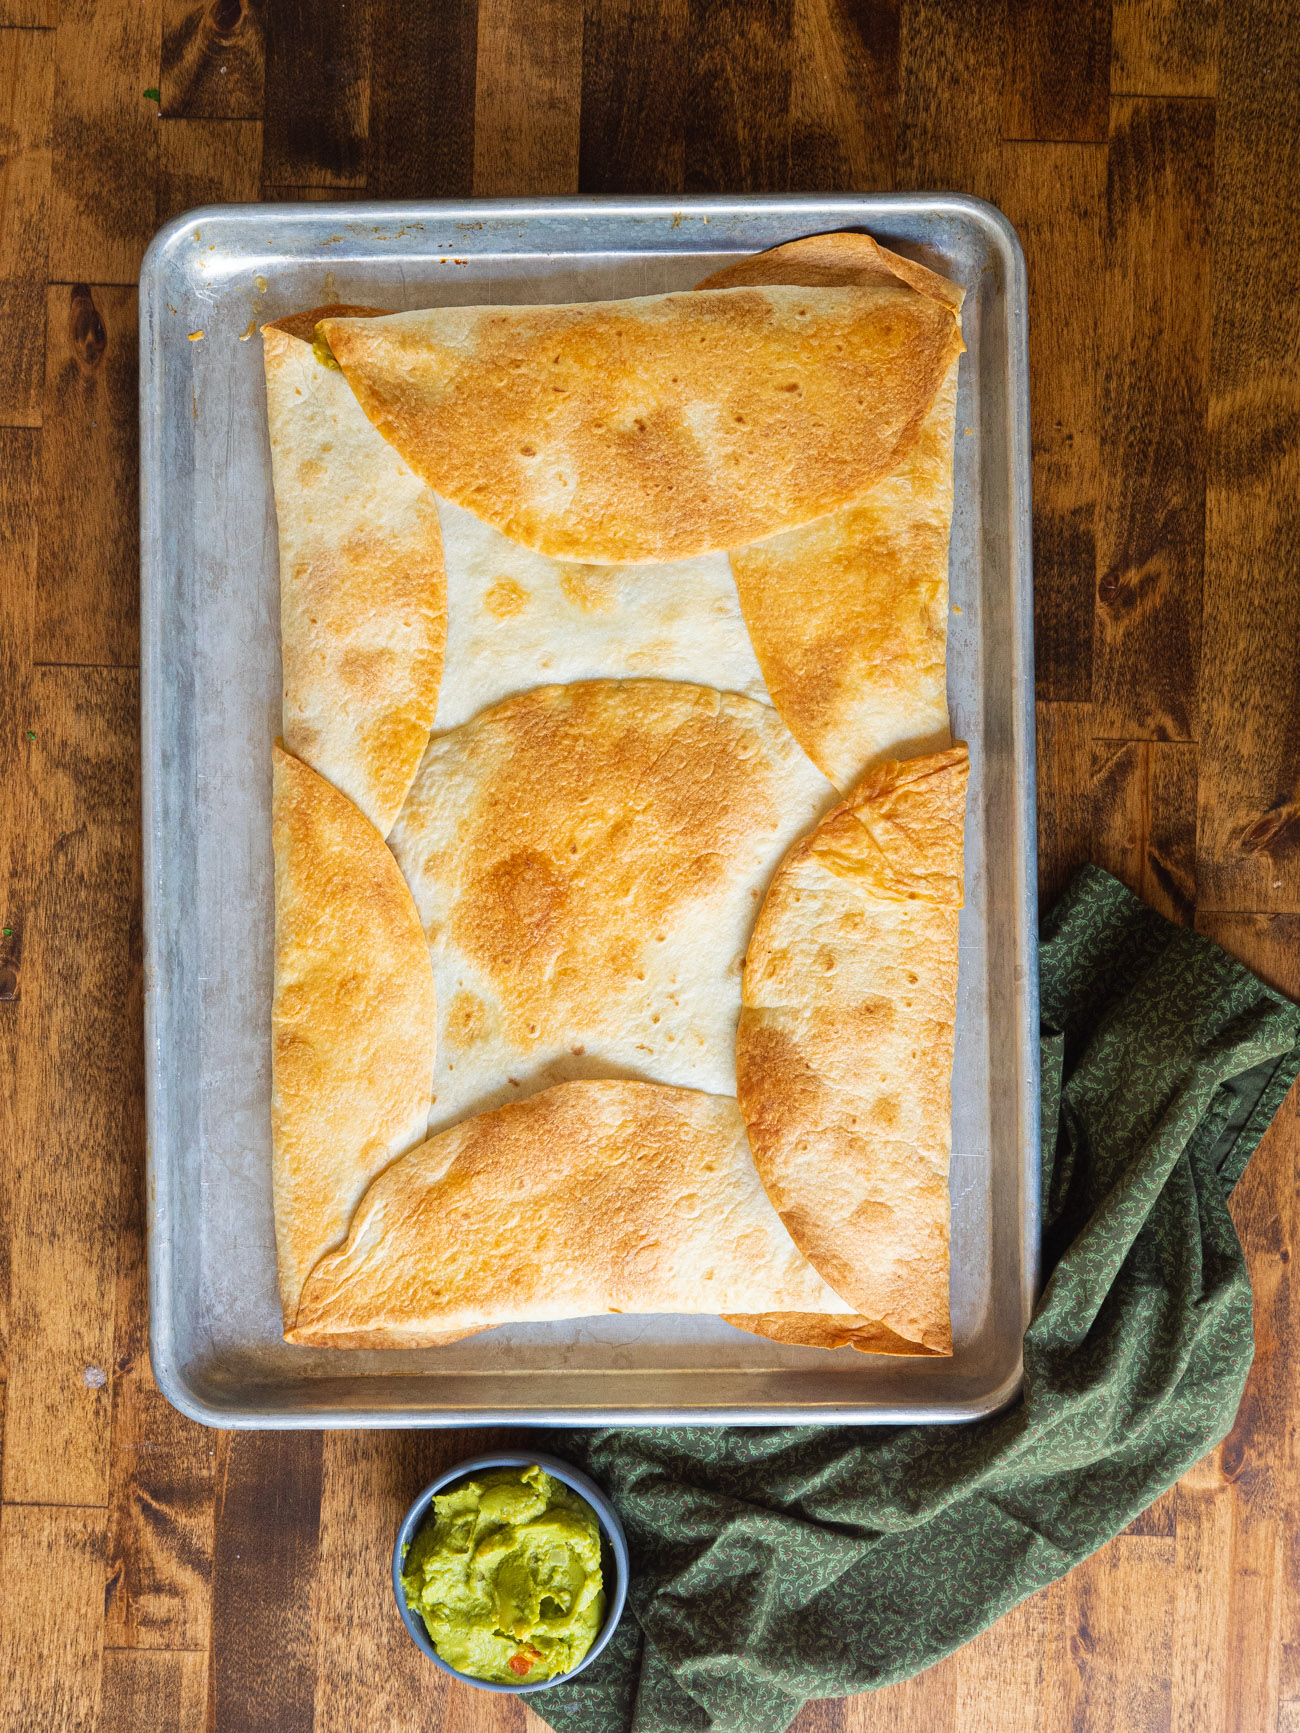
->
xmin=141 ymin=194 xmax=1037 ymax=1429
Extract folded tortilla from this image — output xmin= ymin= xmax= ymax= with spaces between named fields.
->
xmin=318 ymin=283 xmax=963 ymax=564
xmin=289 ymin=1080 xmax=883 ymax=1347
xmin=736 ymin=745 xmax=969 ymax=1354
xmin=387 ymin=679 xmax=833 ymax=1130
xmin=263 ymin=306 xmax=446 ymax=835
xmin=699 ymin=236 xmax=963 ymax=790
xmin=271 ymin=743 xmax=437 ymax=1323
xmin=266 ymin=236 xmax=967 ymax=1358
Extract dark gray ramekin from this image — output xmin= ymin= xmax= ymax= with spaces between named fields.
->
xmin=392 ymin=1451 xmax=629 ymax=1695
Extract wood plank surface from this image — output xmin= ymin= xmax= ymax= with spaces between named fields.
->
xmin=895 ymin=0 xmax=1002 ymax=201
xmin=1111 ymin=0 xmax=1220 ymax=98
xmin=1196 ymin=0 xmax=1300 ymax=914
xmin=3 ymin=665 xmax=139 ymax=1509
xmin=99 ymin=1651 xmax=208 ymax=1733
xmin=209 ymin=1434 xmax=323 ymax=1733
xmin=1002 ymin=0 xmax=1111 ymax=143
xmin=998 ymin=142 xmax=1105 ymax=705
xmin=787 ymin=0 xmax=897 ymax=192
xmin=261 ymin=0 xmax=366 ymax=187
xmin=0 ymin=430 xmax=37 ymax=1498
xmin=473 ymin=0 xmax=583 ymax=196
xmin=366 ymin=0 xmax=477 ymax=197
xmin=579 ymin=0 xmax=686 ymax=194
xmin=49 ymin=0 xmax=163 ymax=283
xmin=684 ymin=0 xmax=792 ymax=193
xmin=1 ymin=2 xmax=1299 ymax=1730
xmin=1091 ymin=96 xmax=1214 ymax=744
xmin=104 ymin=1138 xmax=216 ymax=1653
xmin=0 ymin=1505 xmax=108 ymax=1733
xmin=156 ymin=117 xmax=262 ymax=223
xmin=36 ymin=284 xmax=139 ymax=666
xmin=0 ymin=30 xmax=53 ymax=427
xmin=160 ymin=0 xmax=264 ymax=120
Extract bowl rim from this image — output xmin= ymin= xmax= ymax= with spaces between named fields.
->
xmin=391 ymin=1450 xmax=630 ymax=1694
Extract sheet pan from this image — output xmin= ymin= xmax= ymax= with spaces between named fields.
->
xmin=140 ymin=194 xmax=1037 ymax=1427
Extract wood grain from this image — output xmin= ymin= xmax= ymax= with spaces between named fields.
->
xmin=99 ymin=1649 xmax=208 ymax=1733
xmin=0 ymin=5 xmax=1297 ymax=1729
xmin=788 ymin=0 xmax=897 ymax=193
xmin=36 ymin=284 xmax=139 ymax=667
xmin=1196 ymin=0 xmax=1300 ymax=914
xmin=1061 ymin=1536 xmax=1177 ymax=1728
xmin=1211 ymin=912 xmax=1300 ymax=1733
xmin=104 ymin=1142 xmax=216 ymax=1651
xmin=2 ymin=666 xmax=139 ymax=1509
xmin=0 ymin=1505 xmax=107 ymax=1733
xmin=1091 ymin=740 xmax=1198 ymax=925
xmin=0 ymin=30 xmax=52 ymax=429
xmin=261 ymin=0 xmax=367 ymax=187
xmin=161 ymin=0 xmax=264 ymax=120
xmin=998 ymin=142 xmax=1105 ymax=704
xmin=259 ymin=184 xmax=360 ymax=202
xmin=49 ymin=0 xmax=163 ymax=283
xmin=0 ymin=0 xmax=53 ymax=29
xmin=1222 ymin=1140 xmax=1290 ymax=1728
xmin=209 ymin=1433 xmax=323 ymax=1733
xmin=1002 ymin=0 xmax=1111 ymax=143
xmin=156 ymin=117 xmax=262 ymax=224
xmin=1170 ymin=1480 xmax=1234 ymax=1733
xmin=951 ymin=1580 xmax=1071 ymax=1731
xmin=1035 ymin=702 xmax=1093 ymax=911
xmin=367 ymin=0 xmax=478 ymax=197
xmin=1111 ymin=0 xmax=1220 ymax=99
xmin=579 ymin=0 xmax=686 ymax=194
xmin=895 ymin=0 xmax=1002 ymax=200
xmin=835 ymin=1652 xmax=957 ymax=1729
xmin=0 ymin=431 xmax=37 ymax=1494
xmin=685 ymin=0 xmax=791 ymax=193
xmin=474 ymin=0 xmax=583 ymax=197
xmin=1092 ymin=97 xmax=1214 ymax=744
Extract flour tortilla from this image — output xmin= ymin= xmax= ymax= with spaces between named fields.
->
xmin=432 ymin=497 xmax=768 ymax=732
xmin=289 ymin=1081 xmax=887 ymax=1347
xmin=699 ymin=236 xmax=963 ymax=790
xmin=319 ymin=283 xmax=963 ymax=564
xmin=271 ymin=743 xmax=437 ymax=1323
xmin=736 ymin=746 xmax=969 ymax=1354
xmin=695 ymin=229 xmax=964 ymax=309
xmin=263 ymin=307 xmax=446 ymax=835
xmin=387 ymin=679 xmax=833 ymax=1131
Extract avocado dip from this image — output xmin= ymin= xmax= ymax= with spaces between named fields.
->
xmin=401 ymin=1464 xmax=606 ymax=1684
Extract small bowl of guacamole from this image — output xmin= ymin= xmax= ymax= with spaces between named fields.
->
xmin=393 ymin=1452 xmax=629 ymax=1693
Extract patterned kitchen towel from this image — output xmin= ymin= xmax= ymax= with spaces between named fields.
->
xmin=537 ymin=865 xmax=1300 ymax=1733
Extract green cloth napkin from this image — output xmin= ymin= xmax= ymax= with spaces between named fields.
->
xmin=538 ymin=866 xmax=1300 ymax=1733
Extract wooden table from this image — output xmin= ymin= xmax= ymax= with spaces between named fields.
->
xmin=2 ymin=0 xmax=1298 ymax=1727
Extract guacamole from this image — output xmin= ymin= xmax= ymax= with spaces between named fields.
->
xmin=401 ymin=1464 xmax=606 ymax=1684
xmin=311 ymin=327 xmax=340 ymax=370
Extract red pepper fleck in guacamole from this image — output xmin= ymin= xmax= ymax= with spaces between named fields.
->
xmin=401 ymin=1464 xmax=605 ymax=1684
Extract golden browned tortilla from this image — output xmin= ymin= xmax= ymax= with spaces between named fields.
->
xmin=736 ymin=745 xmax=970 ymax=1355
xmin=387 ymin=678 xmax=833 ymax=1131
xmin=263 ymin=306 xmax=446 ymax=836
xmin=264 ymin=238 xmax=968 ymax=1360
xmin=700 ymin=235 xmax=963 ymax=790
xmin=696 ymin=229 xmax=964 ymax=308
xmin=318 ymin=282 xmax=963 ymax=564
xmin=288 ymin=1080 xmax=875 ymax=1347
xmin=271 ymin=743 xmax=437 ymax=1324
